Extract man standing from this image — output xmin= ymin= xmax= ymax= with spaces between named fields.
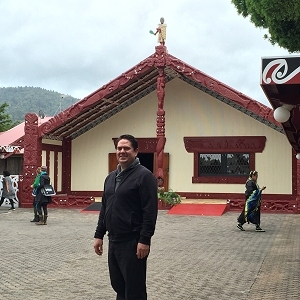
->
xmin=94 ymin=134 xmax=158 ymax=300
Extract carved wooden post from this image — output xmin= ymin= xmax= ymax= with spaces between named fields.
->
xmin=156 ymin=67 xmax=166 ymax=182
xmin=154 ymin=45 xmax=167 ymax=184
xmin=22 ymin=113 xmax=41 ymax=207
xmin=154 ymin=45 xmax=168 ymax=187
xmin=62 ymin=137 xmax=71 ymax=194
xmin=152 ymin=18 xmax=168 ymax=185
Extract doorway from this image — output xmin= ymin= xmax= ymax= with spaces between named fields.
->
xmin=137 ymin=153 xmax=154 ymax=172
xmin=108 ymin=152 xmax=169 ymax=191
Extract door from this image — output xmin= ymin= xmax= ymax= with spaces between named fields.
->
xmin=108 ymin=152 xmax=169 ymax=191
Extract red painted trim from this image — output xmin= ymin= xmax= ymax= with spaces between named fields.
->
xmin=177 ymin=192 xmax=298 ymax=214
xmin=292 ymin=149 xmax=297 ymax=197
xmin=42 ymin=144 xmax=62 ymax=152
xmin=62 ymin=138 xmax=71 ymax=194
xmin=54 ymin=151 xmax=58 ymax=190
xmin=34 ymin=47 xmax=279 ymax=141
xmin=69 ymin=191 xmax=102 ymax=197
xmin=38 ymin=54 xmax=158 ymax=137
xmin=184 ymin=136 xmax=266 ymax=153
xmin=40 ymin=143 xmax=63 ymax=192
xmin=45 ymin=150 xmax=50 ymax=172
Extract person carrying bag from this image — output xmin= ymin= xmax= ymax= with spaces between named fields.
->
xmin=35 ymin=166 xmax=53 ymax=225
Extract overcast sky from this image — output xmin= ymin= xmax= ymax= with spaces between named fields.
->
xmin=0 ymin=0 xmax=293 ymax=107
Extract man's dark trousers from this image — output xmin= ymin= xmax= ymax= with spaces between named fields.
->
xmin=108 ymin=239 xmax=147 ymax=300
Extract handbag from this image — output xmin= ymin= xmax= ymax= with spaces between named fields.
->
xmin=41 ymin=184 xmax=56 ymax=196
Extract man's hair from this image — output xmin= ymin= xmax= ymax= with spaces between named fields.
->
xmin=3 ymin=170 xmax=10 ymax=176
xmin=115 ymin=134 xmax=138 ymax=150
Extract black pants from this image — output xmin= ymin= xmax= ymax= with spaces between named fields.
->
xmin=0 ymin=197 xmax=15 ymax=208
xmin=237 ymin=206 xmax=261 ymax=225
xmin=108 ymin=239 xmax=147 ymax=300
xmin=36 ymin=203 xmax=48 ymax=216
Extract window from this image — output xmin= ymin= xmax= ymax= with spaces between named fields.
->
xmin=183 ymin=136 xmax=266 ymax=184
xmin=199 ymin=153 xmax=250 ymax=176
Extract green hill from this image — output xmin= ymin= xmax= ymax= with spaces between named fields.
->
xmin=0 ymin=87 xmax=80 ymax=123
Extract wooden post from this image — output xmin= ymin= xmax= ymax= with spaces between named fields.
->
xmin=21 ymin=113 xmax=41 ymax=207
xmin=156 ymin=65 xmax=166 ymax=184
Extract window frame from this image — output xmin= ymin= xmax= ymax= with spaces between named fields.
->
xmin=194 ymin=152 xmax=254 ymax=183
xmin=183 ymin=136 xmax=266 ymax=184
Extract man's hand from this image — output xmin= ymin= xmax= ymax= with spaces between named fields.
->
xmin=136 ymin=243 xmax=150 ymax=259
xmin=94 ymin=238 xmax=103 ymax=256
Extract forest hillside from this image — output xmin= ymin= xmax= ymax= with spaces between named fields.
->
xmin=0 ymin=87 xmax=79 ymax=123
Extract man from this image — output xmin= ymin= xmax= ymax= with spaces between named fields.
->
xmin=94 ymin=134 xmax=158 ymax=300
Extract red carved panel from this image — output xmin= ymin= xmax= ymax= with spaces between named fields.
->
xmin=49 ymin=195 xmax=94 ymax=208
xmin=156 ymin=67 xmax=166 ymax=179
xmin=178 ymin=192 xmax=298 ymax=214
xmin=21 ymin=113 xmax=41 ymax=207
xmin=153 ymin=45 xmax=171 ymax=67
xmin=20 ymin=194 xmax=95 ymax=209
xmin=184 ymin=136 xmax=266 ymax=153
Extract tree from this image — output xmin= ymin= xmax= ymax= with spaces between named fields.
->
xmin=0 ymin=102 xmax=17 ymax=132
xmin=231 ymin=0 xmax=300 ymax=52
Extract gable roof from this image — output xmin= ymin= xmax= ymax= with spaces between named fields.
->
xmin=0 ymin=117 xmax=52 ymax=154
xmin=11 ymin=46 xmax=284 ymax=147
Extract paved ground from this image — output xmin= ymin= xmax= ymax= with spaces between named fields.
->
xmin=0 ymin=207 xmax=299 ymax=300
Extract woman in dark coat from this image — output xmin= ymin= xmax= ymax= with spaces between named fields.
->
xmin=35 ymin=166 xmax=52 ymax=225
xmin=237 ymin=170 xmax=266 ymax=232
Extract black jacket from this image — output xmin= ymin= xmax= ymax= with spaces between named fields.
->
xmin=94 ymin=162 xmax=158 ymax=245
xmin=245 ymin=178 xmax=259 ymax=200
xmin=35 ymin=172 xmax=51 ymax=205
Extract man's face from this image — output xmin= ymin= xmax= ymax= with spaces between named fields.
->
xmin=116 ymin=139 xmax=138 ymax=170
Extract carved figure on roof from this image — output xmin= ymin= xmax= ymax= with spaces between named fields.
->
xmin=150 ymin=17 xmax=167 ymax=45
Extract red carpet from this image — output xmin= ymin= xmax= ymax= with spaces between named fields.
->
xmin=167 ymin=203 xmax=228 ymax=216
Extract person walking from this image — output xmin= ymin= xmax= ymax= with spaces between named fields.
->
xmin=0 ymin=170 xmax=17 ymax=210
xmin=94 ymin=134 xmax=158 ymax=300
xmin=237 ymin=170 xmax=266 ymax=232
xmin=30 ymin=166 xmax=41 ymax=222
xmin=35 ymin=166 xmax=52 ymax=225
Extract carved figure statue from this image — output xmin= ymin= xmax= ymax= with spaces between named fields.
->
xmin=150 ymin=17 xmax=167 ymax=45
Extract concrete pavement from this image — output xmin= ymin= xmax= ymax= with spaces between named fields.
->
xmin=0 ymin=207 xmax=299 ymax=300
